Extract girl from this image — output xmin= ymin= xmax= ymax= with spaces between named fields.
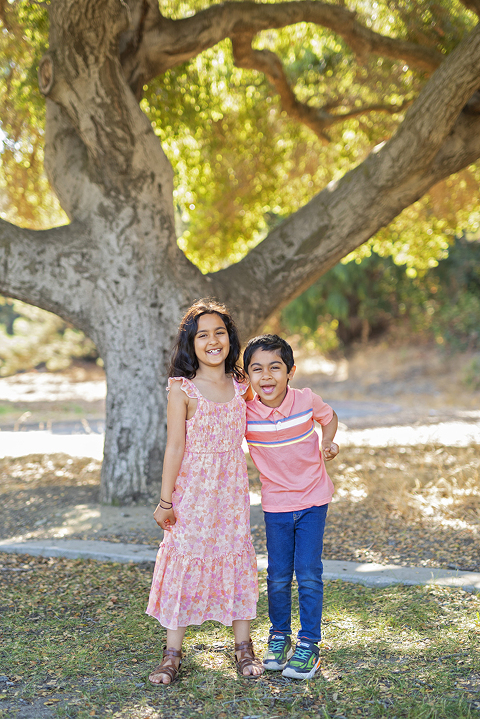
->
xmin=146 ymin=299 xmax=263 ymax=684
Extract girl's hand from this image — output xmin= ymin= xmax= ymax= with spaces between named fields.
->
xmin=153 ymin=504 xmax=176 ymax=531
xmin=322 ymin=440 xmax=339 ymax=461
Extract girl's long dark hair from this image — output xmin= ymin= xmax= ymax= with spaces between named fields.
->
xmin=169 ymin=298 xmax=245 ymax=381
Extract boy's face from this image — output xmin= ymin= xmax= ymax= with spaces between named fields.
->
xmin=247 ymin=348 xmax=296 ymax=407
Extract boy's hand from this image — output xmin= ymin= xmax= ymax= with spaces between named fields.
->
xmin=322 ymin=440 xmax=339 ymax=461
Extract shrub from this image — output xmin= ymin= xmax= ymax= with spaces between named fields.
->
xmin=281 ymin=236 xmax=480 ymax=352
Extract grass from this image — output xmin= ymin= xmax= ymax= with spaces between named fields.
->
xmin=1 ymin=553 xmax=480 ymax=719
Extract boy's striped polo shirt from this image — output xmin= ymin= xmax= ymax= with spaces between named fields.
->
xmin=245 ymin=386 xmax=335 ymax=512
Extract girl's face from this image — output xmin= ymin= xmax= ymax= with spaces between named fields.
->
xmin=193 ymin=313 xmax=230 ymax=369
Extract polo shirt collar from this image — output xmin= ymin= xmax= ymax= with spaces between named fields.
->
xmin=252 ymin=386 xmax=294 ymax=418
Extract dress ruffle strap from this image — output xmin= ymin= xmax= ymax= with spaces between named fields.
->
xmin=167 ymin=377 xmax=201 ymax=399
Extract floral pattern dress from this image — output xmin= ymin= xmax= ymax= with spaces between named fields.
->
xmin=146 ymin=377 xmax=258 ymax=630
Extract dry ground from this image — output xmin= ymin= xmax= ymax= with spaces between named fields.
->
xmin=1 ymin=340 xmax=479 ymax=569
xmin=1 ymin=446 xmax=479 ymax=572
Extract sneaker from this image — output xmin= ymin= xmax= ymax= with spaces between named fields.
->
xmin=262 ymin=632 xmax=293 ymax=670
xmin=282 ymin=638 xmax=320 ymax=679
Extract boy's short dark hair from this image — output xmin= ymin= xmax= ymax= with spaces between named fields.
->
xmin=243 ymin=334 xmax=295 ymax=373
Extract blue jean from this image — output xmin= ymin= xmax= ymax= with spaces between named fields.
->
xmin=264 ymin=504 xmax=328 ymax=643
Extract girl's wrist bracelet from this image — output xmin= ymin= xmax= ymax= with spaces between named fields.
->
xmin=159 ymin=498 xmax=173 ymax=507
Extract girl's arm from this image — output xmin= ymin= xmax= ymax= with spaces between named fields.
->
xmin=153 ymin=382 xmax=187 ymax=531
xmin=321 ymin=410 xmax=339 ymax=461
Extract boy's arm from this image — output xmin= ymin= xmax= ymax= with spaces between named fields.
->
xmin=321 ymin=410 xmax=339 ymax=461
xmin=311 ymin=390 xmax=339 ymax=462
xmin=242 ymin=383 xmax=254 ymax=401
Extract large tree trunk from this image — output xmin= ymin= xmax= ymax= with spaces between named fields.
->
xmin=1 ymin=1 xmax=480 ymax=503
xmin=98 ymin=297 xmax=176 ymax=503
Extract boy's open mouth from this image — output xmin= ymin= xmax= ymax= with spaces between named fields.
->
xmin=260 ymin=385 xmax=275 ymax=394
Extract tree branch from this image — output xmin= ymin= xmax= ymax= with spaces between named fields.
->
xmin=374 ymin=22 xmax=480 ymax=183
xmin=208 ymin=23 xmax=480 ymax=338
xmin=121 ymin=1 xmax=443 ymax=95
xmin=212 ymin=110 xmax=480 ymax=339
xmin=0 ymin=0 xmax=9 ymax=28
xmin=0 ymin=220 xmax=96 ymax=334
xmin=41 ymin=0 xmax=177 ymax=236
xmin=119 ymin=0 xmax=165 ymax=99
xmin=232 ymin=33 xmax=410 ymax=142
xmin=459 ymin=0 xmax=480 ymax=17
xmin=328 ymin=100 xmax=411 ymax=122
xmin=232 ymin=33 xmax=328 ymax=142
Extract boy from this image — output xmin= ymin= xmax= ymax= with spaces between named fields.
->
xmin=244 ymin=334 xmax=339 ymax=680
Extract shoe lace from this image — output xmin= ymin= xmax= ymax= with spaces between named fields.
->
xmin=293 ymin=647 xmax=313 ymax=663
xmin=270 ymin=638 xmax=286 ymax=653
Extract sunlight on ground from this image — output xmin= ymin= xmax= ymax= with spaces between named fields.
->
xmin=336 ymin=422 xmax=480 ymax=447
xmin=0 ymin=431 xmax=105 ymax=458
xmin=0 ymin=372 xmax=106 ymax=402
xmin=1 ymin=422 xmax=479 ymax=460
xmin=249 ymin=490 xmax=262 ymax=505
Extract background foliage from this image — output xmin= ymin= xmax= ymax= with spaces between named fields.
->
xmin=282 ymin=235 xmax=480 ymax=352
xmin=0 ymin=297 xmax=98 ymax=376
xmin=0 ymin=2 xmax=66 ymax=229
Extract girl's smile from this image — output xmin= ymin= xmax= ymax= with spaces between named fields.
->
xmin=194 ymin=313 xmax=230 ymax=367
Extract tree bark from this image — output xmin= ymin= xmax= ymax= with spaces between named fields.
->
xmin=98 ymin=290 xmax=183 ymax=503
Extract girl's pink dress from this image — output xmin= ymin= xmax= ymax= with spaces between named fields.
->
xmin=146 ymin=377 xmax=258 ymax=629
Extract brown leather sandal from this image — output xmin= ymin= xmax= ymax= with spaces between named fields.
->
xmin=234 ymin=639 xmax=264 ymax=678
xmin=149 ymin=647 xmax=183 ymax=686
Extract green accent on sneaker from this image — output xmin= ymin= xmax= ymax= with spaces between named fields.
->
xmin=282 ymin=640 xmax=320 ymax=680
xmin=262 ymin=633 xmax=293 ymax=671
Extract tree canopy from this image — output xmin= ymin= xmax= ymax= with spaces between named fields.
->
xmin=2 ymin=0 xmax=479 ymax=272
